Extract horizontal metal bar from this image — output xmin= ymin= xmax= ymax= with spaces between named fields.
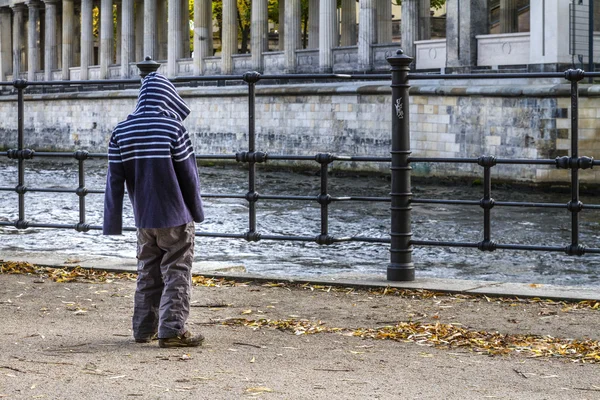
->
xmin=338 ymin=236 xmax=390 ymax=243
xmin=0 ymin=222 xmax=386 ymax=244
xmin=195 ymin=154 xmax=238 ymax=160
xmin=194 ymin=232 xmax=247 ymax=239
xmin=25 ymin=79 xmax=141 ymax=86
xmin=259 ymin=195 xmax=316 ymax=201
xmin=409 ymin=157 xmax=481 ymax=164
xmin=4 ymin=186 xmax=598 ymax=210
xmin=495 ymin=158 xmax=558 ymax=165
xmin=201 ymin=193 xmax=246 ymax=199
xmin=172 ymin=75 xmax=244 ymax=82
xmin=409 ymin=157 xmax=558 ymax=165
xmin=21 ymin=188 xmax=77 ymax=193
xmin=494 ymin=244 xmax=568 ymax=252
xmin=20 ymin=151 xmax=108 ymax=158
xmin=410 ymin=239 xmax=595 ymax=253
xmin=340 ymin=156 xmax=391 ymax=162
xmin=408 ymin=72 xmax=567 ymax=80
xmin=332 ymin=196 xmax=389 ymax=202
xmin=494 ymin=201 xmax=567 ymax=208
xmin=259 ymin=234 xmax=320 ymax=242
xmin=260 ymin=74 xmax=353 ymax=80
xmin=265 ymin=155 xmax=322 ymax=161
xmin=412 ymin=199 xmax=480 ymax=206
xmin=411 ymin=240 xmax=481 ymax=248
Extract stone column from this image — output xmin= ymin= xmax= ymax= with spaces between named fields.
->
xmin=358 ymin=0 xmax=376 ymax=71
xmin=181 ymin=0 xmax=190 ymax=58
xmin=221 ymin=0 xmax=236 ymax=74
xmin=420 ymin=0 xmax=431 ymax=41
xmin=319 ymin=0 xmax=336 ymax=72
xmin=308 ymin=0 xmax=318 ymax=49
xmin=73 ymin=3 xmax=81 ymax=66
xmin=100 ymin=0 xmax=113 ymax=79
xmin=11 ymin=4 xmax=26 ymax=79
xmin=401 ymin=0 xmax=430 ymax=58
xmin=167 ymin=0 xmax=182 ymax=77
xmin=56 ymin=3 xmax=62 ymax=70
xmin=80 ymin=0 xmax=93 ymax=79
xmin=27 ymin=1 xmax=43 ymax=81
xmin=121 ymin=0 xmax=134 ymax=77
xmin=284 ymin=0 xmax=300 ymax=73
xmin=115 ymin=0 xmax=121 ymax=62
xmin=94 ymin=0 xmax=100 ymax=65
xmin=157 ymin=0 xmax=167 ymax=60
xmin=278 ymin=0 xmax=285 ymax=51
xmin=143 ymin=0 xmax=157 ymax=59
xmin=0 ymin=8 xmax=12 ymax=81
xmin=193 ymin=0 xmax=212 ymax=75
xmin=62 ymin=0 xmax=74 ymax=80
xmin=499 ymin=0 xmax=518 ymax=33
xmin=251 ymin=0 xmax=267 ymax=72
xmin=376 ymin=0 xmax=392 ymax=44
xmin=43 ymin=0 xmax=58 ymax=80
xmin=134 ymin=0 xmax=144 ymax=62
xmin=446 ymin=0 xmax=488 ymax=69
xmin=340 ymin=0 xmax=356 ymax=47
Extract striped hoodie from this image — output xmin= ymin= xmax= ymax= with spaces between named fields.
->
xmin=103 ymin=72 xmax=204 ymax=235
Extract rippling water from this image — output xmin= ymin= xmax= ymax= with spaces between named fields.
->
xmin=1 ymin=158 xmax=599 ymax=287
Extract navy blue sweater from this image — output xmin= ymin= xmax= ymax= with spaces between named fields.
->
xmin=103 ymin=72 xmax=204 ymax=235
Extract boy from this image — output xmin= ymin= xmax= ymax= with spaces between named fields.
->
xmin=103 ymin=72 xmax=205 ymax=348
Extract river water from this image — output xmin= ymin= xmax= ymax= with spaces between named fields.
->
xmin=1 ymin=159 xmax=599 ymax=287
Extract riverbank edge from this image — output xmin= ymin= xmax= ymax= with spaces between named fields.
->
xmin=2 ymin=253 xmax=599 ymax=303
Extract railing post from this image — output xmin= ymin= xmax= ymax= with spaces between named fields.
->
xmin=564 ymin=69 xmax=586 ymax=256
xmin=14 ymin=79 xmax=29 ymax=229
xmin=387 ymin=49 xmax=414 ymax=281
xmin=242 ymin=71 xmax=262 ymax=242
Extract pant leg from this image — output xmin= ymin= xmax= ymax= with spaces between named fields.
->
xmin=132 ymin=228 xmax=164 ymax=340
xmin=156 ymin=221 xmax=195 ymax=338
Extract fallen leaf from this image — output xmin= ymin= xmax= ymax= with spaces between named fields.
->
xmin=245 ymin=387 xmax=273 ymax=393
xmin=241 ymin=309 xmax=252 ymax=315
xmin=250 ymin=357 xmax=255 ymax=363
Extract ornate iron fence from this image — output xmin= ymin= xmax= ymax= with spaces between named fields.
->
xmin=1 ymin=50 xmax=600 ymax=282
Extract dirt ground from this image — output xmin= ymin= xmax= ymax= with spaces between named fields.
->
xmin=0 ymin=271 xmax=599 ymax=400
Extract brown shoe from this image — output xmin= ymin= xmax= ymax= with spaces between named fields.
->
xmin=135 ymin=332 xmax=158 ymax=343
xmin=158 ymin=331 xmax=205 ymax=348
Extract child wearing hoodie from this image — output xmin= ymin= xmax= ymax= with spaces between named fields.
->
xmin=103 ymin=72 xmax=205 ymax=348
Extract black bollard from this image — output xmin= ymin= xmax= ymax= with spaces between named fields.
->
xmin=136 ymin=56 xmax=161 ymax=79
xmin=386 ymin=50 xmax=415 ymax=282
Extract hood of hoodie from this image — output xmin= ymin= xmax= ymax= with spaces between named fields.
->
xmin=130 ymin=72 xmax=191 ymax=122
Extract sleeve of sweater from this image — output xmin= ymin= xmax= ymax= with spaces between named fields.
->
xmin=172 ymin=126 xmax=205 ymax=223
xmin=103 ymin=134 xmax=126 ymax=235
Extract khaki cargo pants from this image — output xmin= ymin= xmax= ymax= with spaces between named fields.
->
xmin=133 ymin=221 xmax=195 ymax=340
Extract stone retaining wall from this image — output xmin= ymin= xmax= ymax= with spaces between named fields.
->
xmin=1 ymin=82 xmax=600 ymax=183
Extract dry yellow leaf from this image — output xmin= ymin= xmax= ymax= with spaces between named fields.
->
xmin=245 ymin=387 xmax=273 ymax=393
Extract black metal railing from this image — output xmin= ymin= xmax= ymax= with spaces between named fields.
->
xmin=387 ymin=51 xmax=600 ymax=280
xmin=2 ymin=50 xmax=600 ymax=282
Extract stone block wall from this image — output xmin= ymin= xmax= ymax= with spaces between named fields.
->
xmin=1 ymin=81 xmax=600 ymax=184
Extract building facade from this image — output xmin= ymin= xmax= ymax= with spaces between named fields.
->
xmin=0 ymin=0 xmax=597 ymax=81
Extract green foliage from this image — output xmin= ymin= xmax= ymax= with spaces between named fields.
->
xmin=393 ymin=0 xmax=446 ymax=10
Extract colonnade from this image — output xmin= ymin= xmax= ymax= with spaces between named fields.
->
xmin=0 ymin=0 xmax=528 ymax=81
